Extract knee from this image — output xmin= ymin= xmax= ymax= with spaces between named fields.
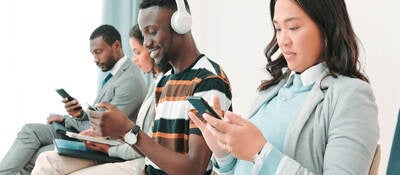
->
xmin=16 ymin=123 xmax=47 ymax=141
xmin=20 ymin=123 xmax=43 ymax=133
xmin=19 ymin=123 xmax=53 ymax=136
xmin=31 ymin=151 xmax=55 ymax=174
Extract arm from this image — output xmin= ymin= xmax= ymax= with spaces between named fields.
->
xmin=195 ymin=79 xmax=379 ymax=175
xmin=135 ymin=130 xmax=212 ymax=174
xmin=89 ymin=103 xmax=212 ymax=175
xmin=91 ymin=77 xmax=232 ymax=174
xmin=65 ymin=72 xmax=146 ymax=131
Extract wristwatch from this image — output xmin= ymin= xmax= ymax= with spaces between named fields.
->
xmin=123 ymin=125 xmax=140 ymax=145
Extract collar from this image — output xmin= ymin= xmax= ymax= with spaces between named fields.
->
xmin=284 ymin=62 xmax=327 ymax=87
xmin=108 ymin=55 xmax=127 ymax=76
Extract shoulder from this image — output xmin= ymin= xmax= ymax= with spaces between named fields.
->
xmin=194 ymin=57 xmax=230 ymax=87
xmin=321 ymin=75 xmax=377 ymax=119
xmin=326 ymin=75 xmax=373 ymax=98
xmin=114 ymin=63 xmax=146 ymax=91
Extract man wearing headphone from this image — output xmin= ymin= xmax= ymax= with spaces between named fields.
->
xmin=32 ymin=0 xmax=232 ymax=174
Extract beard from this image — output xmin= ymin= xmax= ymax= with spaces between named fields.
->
xmin=101 ymin=58 xmax=117 ymax=72
xmin=156 ymin=55 xmax=172 ymax=73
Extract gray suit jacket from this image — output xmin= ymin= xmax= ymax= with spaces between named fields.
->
xmin=64 ymin=59 xmax=147 ymax=132
xmin=246 ymin=68 xmax=379 ymax=174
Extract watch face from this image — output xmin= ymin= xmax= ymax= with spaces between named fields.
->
xmin=124 ymin=132 xmax=137 ymax=145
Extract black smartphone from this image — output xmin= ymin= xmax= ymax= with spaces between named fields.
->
xmin=55 ymin=88 xmax=74 ymax=101
xmin=187 ymin=96 xmax=221 ymax=119
xmin=55 ymin=88 xmax=82 ymax=110
xmin=86 ymin=103 xmax=99 ymax=111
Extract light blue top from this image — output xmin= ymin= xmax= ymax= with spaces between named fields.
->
xmin=213 ymin=62 xmax=379 ymax=175
xmin=234 ymin=73 xmax=313 ymax=175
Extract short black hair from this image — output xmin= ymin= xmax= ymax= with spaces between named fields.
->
xmin=89 ymin=24 xmax=121 ymax=46
xmin=129 ymin=24 xmax=144 ymax=44
xmin=139 ymin=0 xmax=190 ymax=13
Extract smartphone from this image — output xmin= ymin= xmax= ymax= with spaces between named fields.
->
xmin=86 ymin=103 xmax=99 ymax=111
xmin=187 ymin=96 xmax=221 ymax=119
xmin=55 ymin=88 xmax=82 ymax=110
xmin=55 ymin=88 xmax=74 ymax=101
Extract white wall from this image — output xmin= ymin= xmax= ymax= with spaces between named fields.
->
xmin=0 ymin=0 xmax=101 ymax=160
xmin=189 ymin=0 xmax=400 ymax=174
xmin=0 ymin=1 xmax=398 ymax=174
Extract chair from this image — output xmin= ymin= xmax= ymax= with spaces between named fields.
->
xmin=369 ymin=144 xmax=381 ymax=175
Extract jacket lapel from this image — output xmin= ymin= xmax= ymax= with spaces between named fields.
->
xmin=247 ymin=80 xmax=286 ymax=119
xmin=95 ymin=59 xmax=132 ymax=103
xmin=283 ymin=70 xmax=334 ymax=156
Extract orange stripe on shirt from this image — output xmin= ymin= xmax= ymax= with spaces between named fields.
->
xmin=152 ymin=132 xmax=190 ymax=140
xmin=165 ymin=78 xmax=202 ymax=86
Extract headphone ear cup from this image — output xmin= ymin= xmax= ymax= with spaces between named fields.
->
xmin=171 ymin=10 xmax=192 ymax=34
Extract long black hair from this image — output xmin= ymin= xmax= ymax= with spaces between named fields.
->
xmin=259 ymin=0 xmax=368 ymax=91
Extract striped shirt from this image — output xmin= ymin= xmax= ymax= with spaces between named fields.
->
xmin=145 ymin=54 xmax=232 ymax=175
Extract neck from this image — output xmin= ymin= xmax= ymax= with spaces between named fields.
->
xmin=170 ymin=35 xmax=200 ymax=74
xmin=116 ymin=53 xmax=125 ymax=60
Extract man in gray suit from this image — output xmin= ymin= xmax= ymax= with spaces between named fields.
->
xmin=0 ymin=24 xmax=147 ymax=175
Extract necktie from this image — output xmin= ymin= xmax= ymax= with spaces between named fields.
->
xmin=101 ymin=73 xmax=112 ymax=88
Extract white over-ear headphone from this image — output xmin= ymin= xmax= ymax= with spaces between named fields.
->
xmin=171 ymin=0 xmax=192 ymax=34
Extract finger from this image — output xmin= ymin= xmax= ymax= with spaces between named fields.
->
xmin=92 ymin=126 xmax=102 ymax=137
xmin=224 ymin=111 xmax=246 ymax=126
xmin=66 ymin=104 xmax=81 ymax=112
xmin=61 ymin=98 xmax=69 ymax=103
xmin=188 ymin=112 xmax=207 ymax=131
xmin=88 ymin=110 xmax=103 ymax=120
xmin=203 ymin=113 xmax=231 ymax=133
xmin=46 ymin=117 xmax=52 ymax=124
xmin=65 ymin=99 xmax=76 ymax=107
xmin=206 ymin=122 xmax=228 ymax=144
xmin=211 ymin=96 xmax=222 ymax=111
xmin=90 ymin=120 xmax=102 ymax=136
xmin=90 ymin=118 xmax=101 ymax=129
xmin=96 ymin=102 xmax=115 ymax=111
xmin=83 ymin=141 xmax=95 ymax=149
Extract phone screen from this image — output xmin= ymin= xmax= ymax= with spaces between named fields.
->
xmin=86 ymin=103 xmax=99 ymax=111
xmin=55 ymin=88 xmax=82 ymax=110
xmin=55 ymin=88 xmax=74 ymax=101
xmin=187 ymin=96 xmax=221 ymax=119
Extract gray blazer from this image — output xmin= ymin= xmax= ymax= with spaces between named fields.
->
xmin=247 ymin=69 xmax=379 ymax=174
xmin=64 ymin=59 xmax=147 ymax=132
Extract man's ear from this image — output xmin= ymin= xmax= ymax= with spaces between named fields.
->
xmin=112 ymin=40 xmax=121 ymax=50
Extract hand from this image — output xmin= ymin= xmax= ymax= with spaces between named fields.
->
xmin=80 ymin=128 xmax=109 ymax=153
xmin=89 ymin=102 xmax=134 ymax=139
xmin=63 ymin=98 xmax=83 ymax=118
xmin=203 ymin=111 xmax=267 ymax=162
xmin=188 ymin=96 xmax=229 ymax=158
xmin=47 ymin=113 xmax=64 ymax=124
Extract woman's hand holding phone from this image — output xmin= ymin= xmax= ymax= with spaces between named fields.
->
xmin=188 ymin=96 xmax=230 ymax=158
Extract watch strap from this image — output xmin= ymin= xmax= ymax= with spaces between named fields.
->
xmin=131 ymin=125 xmax=140 ymax=135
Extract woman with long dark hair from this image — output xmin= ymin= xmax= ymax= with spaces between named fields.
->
xmin=189 ymin=0 xmax=379 ymax=174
